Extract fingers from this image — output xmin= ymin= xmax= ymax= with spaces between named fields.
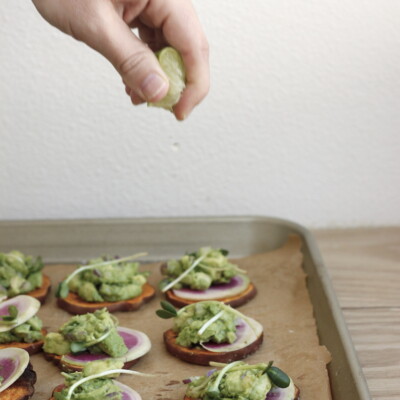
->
xmin=82 ymin=3 xmax=169 ymax=103
xmin=143 ymin=0 xmax=210 ymax=120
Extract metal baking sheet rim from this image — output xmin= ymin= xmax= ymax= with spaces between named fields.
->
xmin=0 ymin=215 xmax=371 ymax=400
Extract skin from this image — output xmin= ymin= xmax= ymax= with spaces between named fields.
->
xmin=32 ymin=0 xmax=210 ymax=120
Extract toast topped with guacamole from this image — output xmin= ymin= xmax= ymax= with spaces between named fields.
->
xmin=0 ymin=251 xmax=51 ymax=304
xmin=160 ymin=247 xmax=257 ymax=308
xmin=56 ymin=254 xmax=155 ymax=314
xmin=0 ymin=295 xmax=45 ymax=355
xmin=43 ymin=308 xmax=151 ymax=372
xmin=157 ymin=300 xmax=263 ymax=365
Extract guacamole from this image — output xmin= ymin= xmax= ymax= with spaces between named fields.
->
xmin=43 ymin=309 xmax=127 ymax=357
xmin=0 ymin=251 xmax=43 ymax=297
xmin=0 ymin=315 xmax=43 ymax=344
xmin=173 ymin=301 xmax=237 ymax=347
xmin=186 ymin=362 xmax=273 ymax=400
xmin=160 ymin=247 xmax=242 ymax=291
xmin=67 ymin=256 xmax=149 ymax=302
xmin=54 ymin=359 xmax=124 ymax=400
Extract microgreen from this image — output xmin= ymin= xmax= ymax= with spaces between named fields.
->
xmin=198 ymin=310 xmax=224 ymax=336
xmin=263 ymin=361 xmax=290 ymax=388
xmin=161 ymin=254 xmax=206 ymax=293
xmin=156 ymin=301 xmax=178 ymax=319
xmin=205 ymin=361 xmax=242 ymax=399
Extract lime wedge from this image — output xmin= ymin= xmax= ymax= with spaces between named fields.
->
xmin=148 ymin=47 xmax=186 ymax=111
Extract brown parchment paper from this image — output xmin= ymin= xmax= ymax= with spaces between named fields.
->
xmin=30 ymin=235 xmax=331 ymax=400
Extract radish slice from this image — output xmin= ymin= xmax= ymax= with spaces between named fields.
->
xmin=200 ymin=317 xmax=263 ymax=353
xmin=0 ymin=348 xmax=29 ymax=393
xmin=172 ymin=274 xmax=250 ymax=300
xmin=115 ymin=381 xmax=142 ymax=400
xmin=0 ymin=295 xmax=40 ymax=332
xmin=266 ymin=380 xmax=296 ymax=400
xmin=61 ymin=327 xmax=151 ymax=367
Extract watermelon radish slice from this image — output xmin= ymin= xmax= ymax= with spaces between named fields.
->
xmin=0 ymin=295 xmax=40 ymax=332
xmin=200 ymin=317 xmax=263 ymax=353
xmin=0 ymin=348 xmax=29 ymax=392
xmin=266 ymin=379 xmax=296 ymax=399
xmin=114 ymin=381 xmax=142 ymax=400
xmin=172 ymin=274 xmax=250 ymax=300
xmin=61 ymin=327 xmax=151 ymax=367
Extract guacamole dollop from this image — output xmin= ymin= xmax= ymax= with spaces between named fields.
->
xmin=43 ymin=308 xmax=127 ymax=357
xmin=186 ymin=362 xmax=273 ymax=400
xmin=0 ymin=315 xmax=43 ymax=343
xmin=54 ymin=359 xmax=124 ymax=400
xmin=160 ymin=247 xmax=242 ymax=291
xmin=173 ymin=301 xmax=237 ymax=347
xmin=68 ymin=257 xmax=149 ymax=303
xmin=0 ymin=251 xmax=43 ymax=297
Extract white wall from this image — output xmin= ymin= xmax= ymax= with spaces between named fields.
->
xmin=1 ymin=1 xmax=399 ymax=227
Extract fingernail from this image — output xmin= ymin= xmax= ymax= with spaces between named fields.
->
xmin=141 ymin=73 xmax=168 ymax=101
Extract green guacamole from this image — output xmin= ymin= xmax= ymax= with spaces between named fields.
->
xmin=0 ymin=315 xmax=43 ymax=344
xmin=186 ymin=362 xmax=273 ymax=400
xmin=174 ymin=301 xmax=237 ymax=347
xmin=160 ymin=247 xmax=241 ymax=291
xmin=54 ymin=359 xmax=124 ymax=400
xmin=0 ymin=251 xmax=44 ymax=297
xmin=68 ymin=256 xmax=149 ymax=303
xmin=43 ymin=309 xmax=127 ymax=357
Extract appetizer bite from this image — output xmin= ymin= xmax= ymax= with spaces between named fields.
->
xmin=49 ymin=359 xmax=152 ymax=400
xmin=0 ymin=251 xmax=51 ymax=303
xmin=0 ymin=347 xmax=36 ymax=400
xmin=56 ymin=253 xmax=155 ymax=314
xmin=157 ymin=300 xmax=263 ymax=365
xmin=0 ymin=295 xmax=45 ymax=355
xmin=160 ymin=247 xmax=256 ymax=308
xmin=183 ymin=360 xmax=300 ymax=400
xmin=43 ymin=308 xmax=151 ymax=372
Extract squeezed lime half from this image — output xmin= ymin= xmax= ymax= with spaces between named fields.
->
xmin=148 ymin=47 xmax=186 ymax=111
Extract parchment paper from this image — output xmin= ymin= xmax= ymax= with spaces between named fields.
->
xmin=30 ymin=235 xmax=331 ymax=400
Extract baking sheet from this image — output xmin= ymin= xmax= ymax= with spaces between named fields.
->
xmin=0 ymin=216 xmax=372 ymax=400
xmin=30 ymin=235 xmax=331 ymax=400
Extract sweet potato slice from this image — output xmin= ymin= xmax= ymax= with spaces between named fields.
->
xmin=163 ymin=329 xmax=263 ymax=366
xmin=57 ymin=283 xmax=155 ymax=314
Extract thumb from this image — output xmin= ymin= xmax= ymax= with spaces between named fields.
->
xmin=91 ymin=13 xmax=169 ymax=102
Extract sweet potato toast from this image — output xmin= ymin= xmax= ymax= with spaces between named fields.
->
xmin=0 ymin=363 xmax=36 ymax=400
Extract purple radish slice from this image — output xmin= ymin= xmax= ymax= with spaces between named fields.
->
xmin=200 ymin=317 xmax=263 ymax=353
xmin=266 ymin=380 xmax=296 ymax=400
xmin=115 ymin=381 xmax=142 ymax=400
xmin=0 ymin=295 xmax=40 ymax=332
xmin=0 ymin=348 xmax=29 ymax=393
xmin=172 ymin=274 xmax=250 ymax=300
xmin=61 ymin=327 xmax=151 ymax=366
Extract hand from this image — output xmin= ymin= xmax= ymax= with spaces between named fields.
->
xmin=32 ymin=0 xmax=209 ymax=120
